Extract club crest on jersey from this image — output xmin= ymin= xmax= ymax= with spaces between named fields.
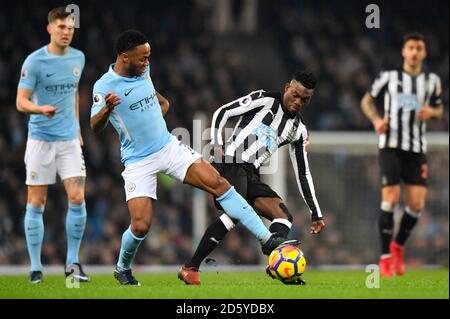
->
xmin=127 ymin=182 xmax=136 ymax=192
xmin=93 ymin=93 xmax=103 ymax=105
xmin=73 ymin=67 xmax=81 ymax=77
xmin=21 ymin=69 xmax=28 ymax=80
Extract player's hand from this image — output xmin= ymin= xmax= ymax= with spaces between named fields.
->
xmin=416 ymin=105 xmax=435 ymax=121
xmin=373 ymin=118 xmax=388 ymax=134
xmin=40 ymin=105 xmax=57 ymax=118
xmin=105 ymin=93 xmax=121 ymax=111
xmin=310 ymin=219 xmax=325 ymax=234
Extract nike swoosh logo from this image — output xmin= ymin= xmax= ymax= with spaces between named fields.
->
xmin=46 ymin=73 xmax=56 ymax=77
xmin=210 ymin=237 xmax=219 ymax=244
xmin=124 ymin=89 xmax=134 ymax=96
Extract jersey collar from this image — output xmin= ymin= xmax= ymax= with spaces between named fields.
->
xmin=109 ymin=64 xmax=147 ymax=81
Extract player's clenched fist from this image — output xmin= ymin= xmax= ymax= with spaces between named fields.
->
xmin=40 ymin=105 xmax=57 ymax=118
xmin=373 ymin=117 xmax=388 ymax=135
xmin=105 ymin=92 xmax=121 ymax=110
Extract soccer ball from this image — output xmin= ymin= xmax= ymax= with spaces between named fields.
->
xmin=267 ymin=244 xmax=306 ymax=283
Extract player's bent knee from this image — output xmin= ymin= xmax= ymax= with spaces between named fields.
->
xmin=408 ymin=202 xmax=425 ymax=213
xmin=214 ymin=176 xmax=231 ymax=197
xmin=279 ymin=203 xmax=293 ymax=223
xmin=28 ymin=196 xmax=46 ymax=208
xmin=68 ymin=193 xmax=85 ymax=205
xmin=130 ymin=222 xmax=150 ymax=238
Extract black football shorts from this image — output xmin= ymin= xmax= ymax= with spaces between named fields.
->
xmin=379 ymin=148 xmax=428 ymax=187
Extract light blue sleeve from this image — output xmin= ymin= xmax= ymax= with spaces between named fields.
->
xmin=80 ymin=51 xmax=86 ymax=71
xmin=91 ymin=81 xmax=107 ymax=118
xmin=18 ymin=55 xmax=39 ymax=91
xmin=76 ymin=53 xmax=85 ymax=131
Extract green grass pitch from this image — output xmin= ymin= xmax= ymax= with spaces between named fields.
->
xmin=0 ymin=268 xmax=447 ymax=299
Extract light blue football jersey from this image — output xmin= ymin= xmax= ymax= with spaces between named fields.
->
xmin=91 ymin=64 xmax=172 ymax=166
xmin=18 ymin=46 xmax=85 ymax=141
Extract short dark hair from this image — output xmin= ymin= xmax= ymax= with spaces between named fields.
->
xmin=116 ymin=30 xmax=148 ymax=54
xmin=48 ymin=6 xmax=71 ymax=23
xmin=292 ymin=71 xmax=317 ymax=89
xmin=403 ymin=32 xmax=426 ymax=46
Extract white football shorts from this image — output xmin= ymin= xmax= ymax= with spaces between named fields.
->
xmin=121 ymin=136 xmax=202 ymax=201
xmin=24 ymin=138 xmax=86 ymax=185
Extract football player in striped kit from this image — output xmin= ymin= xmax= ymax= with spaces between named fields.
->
xmin=179 ymin=71 xmax=325 ymax=285
xmin=361 ymin=33 xmax=444 ymax=277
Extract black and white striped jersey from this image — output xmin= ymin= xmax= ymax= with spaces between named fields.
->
xmin=370 ymin=69 xmax=443 ymax=153
xmin=210 ymin=90 xmax=322 ymax=221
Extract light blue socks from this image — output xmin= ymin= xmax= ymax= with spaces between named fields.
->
xmin=66 ymin=202 xmax=87 ymax=265
xmin=117 ymin=227 xmax=146 ymax=271
xmin=216 ymin=187 xmax=271 ymax=243
xmin=24 ymin=204 xmax=44 ymax=271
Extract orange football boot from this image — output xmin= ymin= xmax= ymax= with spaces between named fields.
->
xmin=379 ymin=255 xmax=393 ymax=277
xmin=178 ymin=265 xmax=201 ymax=285
xmin=390 ymin=241 xmax=405 ymax=276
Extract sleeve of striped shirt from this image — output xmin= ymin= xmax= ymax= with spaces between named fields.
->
xmin=210 ymin=90 xmax=269 ymax=146
xmin=288 ymin=132 xmax=323 ymax=221
xmin=369 ymin=71 xmax=390 ymax=98
xmin=429 ymin=74 xmax=443 ymax=107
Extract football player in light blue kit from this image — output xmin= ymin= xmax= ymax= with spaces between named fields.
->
xmin=91 ymin=30 xmax=297 ymax=285
xmin=16 ymin=7 xmax=89 ymax=284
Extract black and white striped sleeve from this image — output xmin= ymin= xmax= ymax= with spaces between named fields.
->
xmin=369 ymin=71 xmax=390 ymax=98
xmin=289 ymin=131 xmax=323 ymax=221
xmin=429 ymin=74 xmax=443 ymax=107
xmin=210 ymin=90 xmax=269 ymax=146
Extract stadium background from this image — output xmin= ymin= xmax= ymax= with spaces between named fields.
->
xmin=0 ymin=0 xmax=448 ymax=269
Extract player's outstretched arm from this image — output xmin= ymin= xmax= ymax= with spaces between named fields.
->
xmin=16 ymin=88 xmax=56 ymax=118
xmin=289 ymin=139 xmax=325 ymax=234
xmin=90 ymin=93 xmax=121 ymax=133
xmin=156 ymin=91 xmax=170 ymax=116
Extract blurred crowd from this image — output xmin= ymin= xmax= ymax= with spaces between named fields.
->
xmin=0 ymin=0 xmax=448 ymax=268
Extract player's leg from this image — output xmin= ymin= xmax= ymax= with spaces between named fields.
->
xmin=25 ymin=185 xmax=48 ymax=282
xmin=389 ymin=184 xmax=426 ymax=276
xmin=115 ymin=157 xmax=158 ymax=285
xmin=23 ymin=139 xmax=56 ymax=283
xmin=378 ymin=149 xmax=401 ymax=277
xmin=179 ymin=213 xmax=236 ymax=284
xmin=62 ymin=176 xmax=89 ymax=281
xmin=164 ymin=138 xmax=295 ymax=255
xmin=57 ymin=139 xmax=89 ymax=280
xmin=182 ymin=164 xmax=244 ymax=280
xmin=397 ymin=184 xmax=426 ymax=244
xmin=114 ymin=197 xmax=153 ymax=286
xmin=390 ymin=152 xmax=428 ymax=275
xmin=254 ymin=197 xmax=293 ymax=238
xmin=183 ymin=159 xmax=287 ymax=253
xmin=120 ymin=197 xmax=153 ymax=267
